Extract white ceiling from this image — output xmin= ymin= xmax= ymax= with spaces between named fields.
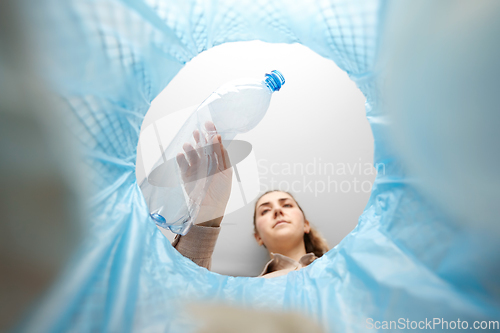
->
xmin=137 ymin=41 xmax=375 ymax=277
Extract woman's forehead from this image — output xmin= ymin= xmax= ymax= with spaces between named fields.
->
xmin=256 ymin=191 xmax=294 ymax=206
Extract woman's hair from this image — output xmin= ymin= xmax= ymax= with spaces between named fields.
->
xmin=253 ymin=190 xmax=329 ymax=258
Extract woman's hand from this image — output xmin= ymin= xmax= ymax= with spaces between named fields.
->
xmin=176 ymin=121 xmax=232 ymax=227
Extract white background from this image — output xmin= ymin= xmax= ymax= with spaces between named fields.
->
xmin=137 ymin=41 xmax=375 ymax=276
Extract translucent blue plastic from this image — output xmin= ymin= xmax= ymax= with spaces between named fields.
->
xmin=16 ymin=0 xmax=500 ymax=332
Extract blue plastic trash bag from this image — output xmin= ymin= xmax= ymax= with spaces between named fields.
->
xmin=6 ymin=0 xmax=499 ymax=332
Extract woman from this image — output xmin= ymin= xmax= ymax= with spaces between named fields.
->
xmin=252 ymin=190 xmax=329 ymax=277
xmin=172 ymin=122 xmax=328 ymax=277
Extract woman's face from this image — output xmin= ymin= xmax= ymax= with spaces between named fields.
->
xmin=254 ymin=191 xmax=310 ymax=250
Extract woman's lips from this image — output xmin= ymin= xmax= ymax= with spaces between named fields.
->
xmin=274 ymin=220 xmax=288 ymax=227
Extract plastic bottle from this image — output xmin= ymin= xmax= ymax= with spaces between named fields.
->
xmin=140 ymin=70 xmax=285 ymax=235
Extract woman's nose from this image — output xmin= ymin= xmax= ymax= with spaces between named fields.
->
xmin=273 ymin=207 xmax=283 ymax=218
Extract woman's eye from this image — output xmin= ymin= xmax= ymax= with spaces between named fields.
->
xmin=261 ymin=209 xmax=269 ymax=215
xmin=284 ymin=204 xmax=292 ymax=207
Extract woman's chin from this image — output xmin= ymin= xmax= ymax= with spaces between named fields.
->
xmin=271 ymin=226 xmax=299 ymax=238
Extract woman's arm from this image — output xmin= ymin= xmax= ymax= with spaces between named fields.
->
xmin=196 ymin=215 xmax=223 ymax=227
xmin=172 ymin=121 xmax=232 ymax=270
xmin=172 ymin=220 xmax=221 ymax=270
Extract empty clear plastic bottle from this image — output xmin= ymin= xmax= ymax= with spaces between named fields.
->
xmin=140 ymin=70 xmax=285 ymax=235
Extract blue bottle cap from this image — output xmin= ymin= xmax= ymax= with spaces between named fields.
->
xmin=264 ymin=70 xmax=286 ymax=92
